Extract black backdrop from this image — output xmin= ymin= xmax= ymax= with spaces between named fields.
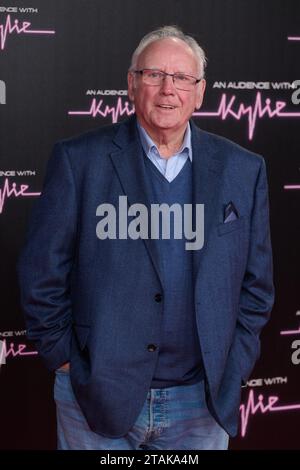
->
xmin=0 ymin=0 xmax=299 ymax=450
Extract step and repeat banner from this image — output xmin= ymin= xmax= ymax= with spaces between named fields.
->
xmin=0 ymin=0 xmax=299 ymax=450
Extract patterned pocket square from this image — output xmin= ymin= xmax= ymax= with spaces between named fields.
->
xmin=224 ymin=201 xmax=239 ymax=223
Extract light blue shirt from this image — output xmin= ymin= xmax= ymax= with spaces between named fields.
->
xmin=137 ymin=122 xmax=192 ymax=182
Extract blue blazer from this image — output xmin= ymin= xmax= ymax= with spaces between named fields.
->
xmin=17 ymin=115 xmax=274 ymax=438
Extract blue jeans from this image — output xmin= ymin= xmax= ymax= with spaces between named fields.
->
xmin=54 ymin=370 xmax=229 ymax=450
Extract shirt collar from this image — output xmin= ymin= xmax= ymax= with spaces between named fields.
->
xmin=137 ymin=121 xmax=192 ymax=161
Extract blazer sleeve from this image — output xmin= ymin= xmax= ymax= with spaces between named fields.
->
xmin=235 ymin=157 xmax=275 ymax=383
xmin=17 ymin=142 xmax=78 ymax=370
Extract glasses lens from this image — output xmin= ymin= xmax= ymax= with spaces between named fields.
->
xmin=141 ymin=70 xmax=196 ymax=90
xmin=173 ymin=74 xmax=194 ymax=91
xmin=143 ymin=70 xmax=163 ymax=85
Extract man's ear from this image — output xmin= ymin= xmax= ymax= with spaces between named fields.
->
xmin=195 ymin=79 xmax=206 ymax=110
xmin=127 ymin=72 xmax=135 ymax=102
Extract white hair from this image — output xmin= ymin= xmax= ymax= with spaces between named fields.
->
xmin=129 ymin=25 xmax=207 ymax=79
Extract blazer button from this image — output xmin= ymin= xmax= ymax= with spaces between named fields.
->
xmin=154 ymin=293 xmax=162 ymax=302
xmin=147 ymin=344 xmax=157 ymax=352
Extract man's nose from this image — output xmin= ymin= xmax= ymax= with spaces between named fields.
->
xmin=160 ymin=74 xmax=176 ymax=94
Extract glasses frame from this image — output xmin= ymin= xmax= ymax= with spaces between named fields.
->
xmin=133 ymin=69 xmax=201 ymax=91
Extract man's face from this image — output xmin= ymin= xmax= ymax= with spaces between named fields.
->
xmin=128 ymin=38 xmax=206 ymax=136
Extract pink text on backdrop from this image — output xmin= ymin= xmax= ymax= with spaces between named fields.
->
xmin=68 ymin=93 xmax=300 ymax=141
xmin=240 ymin=389 xmax=300 ymax=437
xmin=0 ymin=178 xmax=41 ymax=214
xmin=0 ymin=14 xmax=55 ymax=51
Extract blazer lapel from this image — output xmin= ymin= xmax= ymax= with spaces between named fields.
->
xmin=109 ymin=117 xmax=224 ymax=290
xmin=190 ymin=122 xmax=225 ymax=283
xmin=109 ymin=117 xmax=164 ymax=288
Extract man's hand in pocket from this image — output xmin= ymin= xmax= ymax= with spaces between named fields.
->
xmin=57 ymin=362 xmax=70 ymax=372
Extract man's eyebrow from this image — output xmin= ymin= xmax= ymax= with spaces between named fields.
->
xmin=143 ymin=67 xmax=196 ymax=74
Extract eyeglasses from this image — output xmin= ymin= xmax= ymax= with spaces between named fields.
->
xmin=133 ymin=69 xmax=201 ymax=91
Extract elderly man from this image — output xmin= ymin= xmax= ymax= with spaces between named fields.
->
xmin=18 ymin=26 xmax=274 ymax=450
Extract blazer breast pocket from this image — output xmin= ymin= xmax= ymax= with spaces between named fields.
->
xmin=217 ymin=216 xmax=247 ymax=236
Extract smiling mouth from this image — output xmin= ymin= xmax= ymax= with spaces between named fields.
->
xmin=157 ymin=104 xmax=176 ymax=109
